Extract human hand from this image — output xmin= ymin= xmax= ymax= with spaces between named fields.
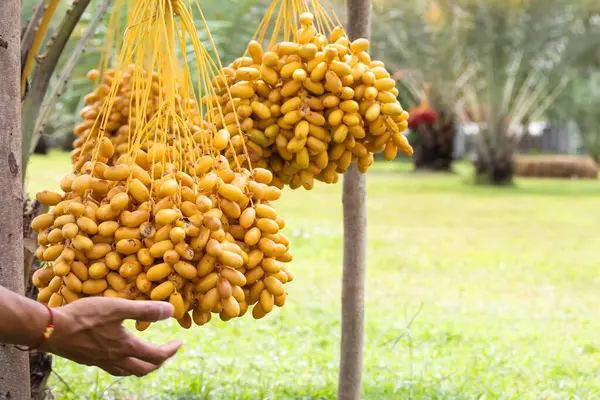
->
xmin=41 ymin=297 xmax=182 ymax=377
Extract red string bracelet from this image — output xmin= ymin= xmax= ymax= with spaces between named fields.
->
xmin=15 ymin=303 xmax=55 ymax=352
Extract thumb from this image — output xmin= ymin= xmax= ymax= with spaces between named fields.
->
xmin=105 ymin=298 xmax=175 ymax=322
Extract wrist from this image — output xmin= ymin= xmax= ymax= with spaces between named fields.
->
xmin=21 ymin=301 xmax=54 ymax=348
xmin=0 ymin=286 xmax=57 ymax=348
xmin=38 ymin=306 xmax=70 ymax=354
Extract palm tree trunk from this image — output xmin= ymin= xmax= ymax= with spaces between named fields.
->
xmin=22 ymin=200 xmax=53 ymax=400
xmin=413 ymin=113 xmax=456 ymax=172
xmin=0 ymin=0 xmax=31 ymax=398
xmin=474 ymin=153 xmax=515 ymax=185
xmin=338 ymin=1 xmax=370 ymax=399
xmin=474 ymin=123 xmax=515 ymax=185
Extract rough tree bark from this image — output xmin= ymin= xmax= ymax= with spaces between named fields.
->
xmin=338 ymin=1 xmax=370 ymax=399
xmin=0 ymin=0 xmax=31 ymax=398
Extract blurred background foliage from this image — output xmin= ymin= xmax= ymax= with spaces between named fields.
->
xmin=27 ymin=0 xmax=600 ymax=183
xmin=369 ymin=0 xmax=600 ymax=183
xmin=548 ymin=71 xmax=600 ymax=163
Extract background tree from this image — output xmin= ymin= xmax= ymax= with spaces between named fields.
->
xmin=371 ymin=0 xmax=597 ymax=184
xmin=571 ymin=74 xmax=600 ymax=163
xmin=403 ymin=82 xmax=456 ymax=171
xmin=371 ymin=1 xmax=463 ymax=172
xmin=547 ymin=71 xmax=600 ymax=163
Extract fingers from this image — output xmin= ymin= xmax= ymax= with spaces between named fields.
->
xmin=99 ymin=365 xmax=129 ymax=377
xmin=94 ymin=297 xmax=175 ymax=322
xmin=100 ymin=358 xmax=160 ymax=377
xmin=118 ymin=357 xmax=161 ymax=377
xmin=124 ymin=334 xmax=182 ymax=365
xmin=116 ymin=300 xmax=175 ymax=322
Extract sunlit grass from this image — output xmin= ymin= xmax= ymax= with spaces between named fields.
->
xmin=26 ymin=151 xmax=600 ymax=399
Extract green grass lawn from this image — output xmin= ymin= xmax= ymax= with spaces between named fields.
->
xmin=26 ymin=151 xmax=600 ymax=399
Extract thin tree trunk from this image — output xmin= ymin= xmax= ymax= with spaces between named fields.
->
xmin=0 ymin=0 xmax=31 ymax=398
xmin=338 ymin=1 xmax=370 ymax=399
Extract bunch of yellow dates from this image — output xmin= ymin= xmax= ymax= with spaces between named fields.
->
xmin=31 ymin=138 xmax=294 ymax=330
xmin=209 ymin=12 xmax=412 ymax=190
